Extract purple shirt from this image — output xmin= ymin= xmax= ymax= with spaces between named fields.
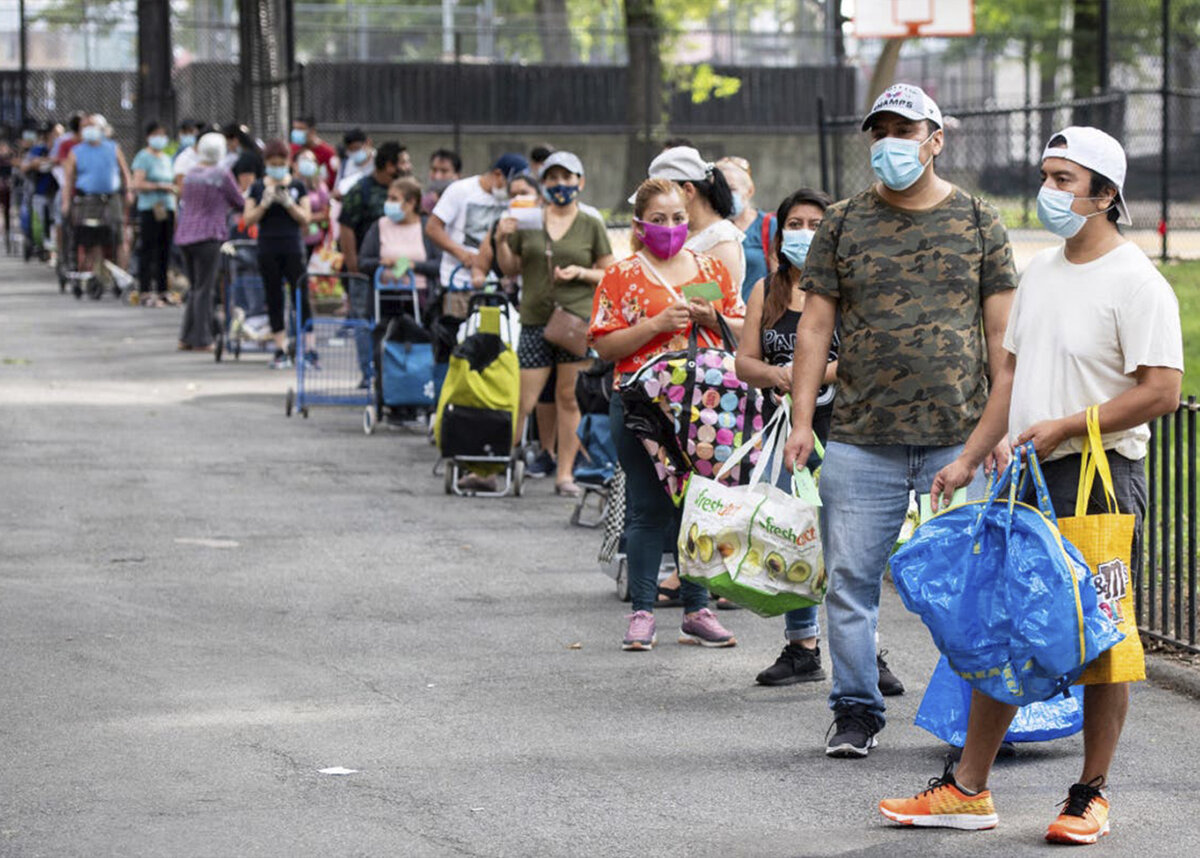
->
xmin=174 ymin=165 xmax=245 ymax=246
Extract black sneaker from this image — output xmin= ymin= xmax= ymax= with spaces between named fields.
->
xmin=756 ymin=643 xmax=825 ymax=686
xmin=877 ymin=650 xmax=905 ymax=696
xmin=826 ymin=705 xmax=881 ymax=758
xmin=527 ymin=449 xmax=555 ymax=478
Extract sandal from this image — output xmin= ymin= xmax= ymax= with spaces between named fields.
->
xmin=715 ymin=596 xmax=742 ymax=611
xmin=656 ymin=584 xmax=683 ymax=607
xmin=555 ymin=481 xmax=583 ymax=497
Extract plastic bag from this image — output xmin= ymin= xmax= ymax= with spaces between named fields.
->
xmin=890 ymin=445 xmax=1123 ymax=705
xmin=678 ymin=399 xmax=825 ymax=617
xmin=915 ymin=656 xmax=1084 ymax=747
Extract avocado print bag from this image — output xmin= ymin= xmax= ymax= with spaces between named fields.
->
xmin=677 ymin=397 xmax=826 ymax=617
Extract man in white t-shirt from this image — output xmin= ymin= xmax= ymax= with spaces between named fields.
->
xmin=426 ymin=152 xmax=528 ymax=289
xmin=880 ymin=128 xmax=1183 ymax=844
xmin=171 ymin=119 xmax=204 ymax=192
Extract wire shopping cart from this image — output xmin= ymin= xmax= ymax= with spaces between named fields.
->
xmin=285 ymin=272 xmax=373 ymax=419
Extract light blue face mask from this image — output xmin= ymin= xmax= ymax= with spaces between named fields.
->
xmin=1036 ymin=186 xmax=1110 ymax=239
xmin=265 ymin=165 xmax=289 ymax=181
xmin=290 ymin=129 xmax=307 ymax=146
xmin=870 ymin=131 xmax=935 ymax=191
xmin=730 ymin=192 xmax=746 ymax=217
xmin=81 ymin=126 xmax=103 ymax=143
xmin=179 ymin=134 xmax=197 ymax=148
xmin=383 ymin=201 xmax=405 ymax=222
xmin=351 ymin=148 xmax=370 ymax=165
xmin=780 ymin=228 xmax=815 ymax=268
xmin=148 ymin=134 xmax=168 ymax=151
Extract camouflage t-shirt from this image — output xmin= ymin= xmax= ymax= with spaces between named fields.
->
xmin=801 ymin=186 xmax=1016 ymax=446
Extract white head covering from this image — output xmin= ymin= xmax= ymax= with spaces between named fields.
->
xmin=197 ymin=132 xmax=227 ymax=166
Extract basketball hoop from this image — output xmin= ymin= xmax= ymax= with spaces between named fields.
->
xmin=853 ymin=0 xmax=974 ymax=39
xmin=895 ymin=0 xmax=934 ymax=36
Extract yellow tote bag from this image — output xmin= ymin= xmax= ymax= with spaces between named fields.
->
xmin=1057 ymin=406 xmax=1145 ymax=685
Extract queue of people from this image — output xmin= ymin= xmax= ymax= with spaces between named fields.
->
xmin=6 ymin=82 xmax=1184 ymax=848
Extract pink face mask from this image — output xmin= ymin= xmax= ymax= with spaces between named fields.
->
xmin=635 ymin=219 xmax=688 ymax=260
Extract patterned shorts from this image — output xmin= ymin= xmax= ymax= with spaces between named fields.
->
xmin=517 ymin=324 xmax=585 ymax=369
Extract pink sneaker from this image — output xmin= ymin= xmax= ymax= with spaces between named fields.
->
xmin=623 ymin=610 xmax=657 ymax=651
xmin=679 ymin=607 xmax=737 ymax=647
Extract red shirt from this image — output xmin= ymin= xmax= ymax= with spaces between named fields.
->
xmin=290 ymin=139 xmax=337 ymax=171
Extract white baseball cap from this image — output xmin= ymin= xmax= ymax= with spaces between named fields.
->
xmin=1041 ymin=126 xmax=1132 ymax=226
xmin=861 ymin=83 xmax=943 ymax=131
xmin=627 ymin=146 xmax=714 ymax=204
xmin=539 ymin=151 xmax=584 ymax=179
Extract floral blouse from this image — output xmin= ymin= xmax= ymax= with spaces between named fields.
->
xmin=589 ymin=250 xmax=744 ymax=376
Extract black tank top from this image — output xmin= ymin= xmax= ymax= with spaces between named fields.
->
xmin=760 ymin=306 xmax=838 ymax=421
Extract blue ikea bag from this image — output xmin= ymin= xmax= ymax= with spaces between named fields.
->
xmin=891 ymin=445 xmax=1123 ymax=706
xmin=916 ymin=656 xmax=1084 ymax=746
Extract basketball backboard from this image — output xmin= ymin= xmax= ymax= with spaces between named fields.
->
xmin=853 ymin=0 xmax=975 ymax=38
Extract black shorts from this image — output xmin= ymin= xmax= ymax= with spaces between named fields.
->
xmin=1024 ymin=452 xmax=1147 ymax=574
xmin=517 ymin=324 xmax=585 ymax=369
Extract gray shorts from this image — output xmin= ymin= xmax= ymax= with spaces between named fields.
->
xmin=1026 ymin=452 xmax=1147 ymax=573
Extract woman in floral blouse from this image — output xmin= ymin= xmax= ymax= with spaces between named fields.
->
xmin=590 ymin=177 xmax=743 ymax=652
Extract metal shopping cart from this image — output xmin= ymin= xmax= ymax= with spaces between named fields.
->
xmin=285 ymin=272 xmax=373 ymax=419
xmin=217 ymin=240 xmax=272 ymax=363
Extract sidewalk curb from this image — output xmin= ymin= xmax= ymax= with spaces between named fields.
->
xmin=1145 ymin=653 xmax=1200 ymax=700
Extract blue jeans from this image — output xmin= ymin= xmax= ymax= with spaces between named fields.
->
xmin=819 ymin=441 xmax=985 ymax=726
xmin=610 ymin=395 xmax=709 ymax=614
xmin=348 ymin=278 xmax=374 ymax=381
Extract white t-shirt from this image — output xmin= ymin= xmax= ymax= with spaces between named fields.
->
xmin=173 ymin=146 xmax=200 ymax=178
xmin=686 ymin=218 xmax=747 ymax=290
xmin=432 ymin=175 xmax=506 ymax=287
xmin=1004 ymin=242 xmax=1183 ymax=462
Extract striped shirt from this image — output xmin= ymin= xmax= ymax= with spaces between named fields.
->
xmin=174 ymin=165 xmax=245 ymax=246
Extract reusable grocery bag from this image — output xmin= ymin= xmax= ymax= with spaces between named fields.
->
xmin=916 ymin=656 xmax=1084 ymax=747
xmin=1061 ymin=406 xmax=1145 ymax=685
xmin=619 ymin=318 xmax=765 ymax=506
xmin=678 ymin=399 xmax=825 ymax=617
xmin=380 ymin=315 xmax=436 ymax=408
xmin=890 ymin=444 xmax=1123 ymax=705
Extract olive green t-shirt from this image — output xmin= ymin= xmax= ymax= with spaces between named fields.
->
xmin=801 ymin=186 xmax=1017 ymax=446
xmin=509 ymin=212 xmax=612 ymax=326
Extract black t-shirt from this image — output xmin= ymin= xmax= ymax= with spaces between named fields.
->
xmin=249 ymin=179 xmax=307 ymax=248
xmin=760 ymin=305 xmax=839 ymax=425
xmin=233 ymin=150 xmax=265 ymax=181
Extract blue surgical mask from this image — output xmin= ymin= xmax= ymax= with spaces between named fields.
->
xmin=383 ymin=201 xmax=405 ymax=222
xmin=870 ymin=131 xmax=935 ymax=191
xmin=21 ymin=130 xmax=36 ymax=143
xmin=542 ymin=184 xmax=580 ymax=207
xmin=265 ymin=165 xmax=289 ymax=181
xmin=730 ymin=192 xmax=746 ymax=217
xmin=780 ymin=228 xmax=815 ymax=268
xmin=290 ymin=129 xmax=307 ymax=146
xmin=81 ymin=126 xmax=103 ymax=143
xmin=297 ymin=160 xmax=318 ymax=178
xmin=1036 ymin=186 xmax=1109 ymax=239
xmin=351 ymin=148 xmax=370 ymax=165
xmin=148 ymin=134 xmax=168 ymax=151
xmin=179 ymin=134 xmax=196 ymax=148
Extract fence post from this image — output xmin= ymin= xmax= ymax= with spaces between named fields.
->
xmin=1189 ymin=397 xmax=1196 ymax=647
xmin=1162 ymin=413 xmax=1172 ymax=633
xmin=1146 ymin=418 xmax=1157 ymax=628
xmin=453 ymin=31 xmax=462 ymax=158
xmin=1161 ymin=0 xmax=1171 ymax=262
xmin=1175 ymin=404 xmax=1184 ymax=639
xmin=817 ymin=95 xmax=829 ymax=194
xmin=18 ymin=0 xmax=27 ymax=126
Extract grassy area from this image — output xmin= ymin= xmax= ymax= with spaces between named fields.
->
xmin=1159 ymin=259 xmax=1200 ymax=387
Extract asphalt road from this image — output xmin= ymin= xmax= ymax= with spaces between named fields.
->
xmin=2 ymin=255 xmax=1199 ymax=858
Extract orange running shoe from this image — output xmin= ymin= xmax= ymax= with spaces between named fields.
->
xmin=1046 ymin=778 xmax=1110 ymax=845
xmin=879 ymin=761 xmax=998 ymax=830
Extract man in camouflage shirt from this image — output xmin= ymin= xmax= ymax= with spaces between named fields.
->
xmin=783 ymin=83 xmax=1017 ymax=757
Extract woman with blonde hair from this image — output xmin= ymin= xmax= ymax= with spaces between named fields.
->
xmin=590 ymin=177 xmax=744 ymax=651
